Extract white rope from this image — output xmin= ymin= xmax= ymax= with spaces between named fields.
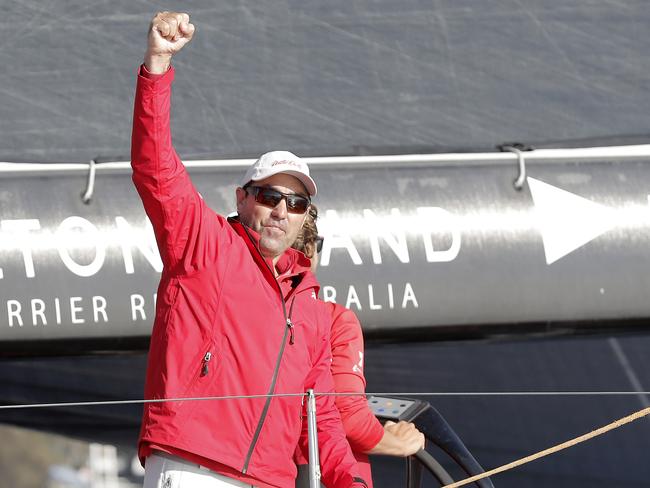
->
xmin=3 ymin=144 xmax=650 ymax=174
xmin=81 ymin=158 xmax=96 ymax=203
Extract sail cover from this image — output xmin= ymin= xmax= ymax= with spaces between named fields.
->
xmin=2 ymin=1 xmax=650 ymax=163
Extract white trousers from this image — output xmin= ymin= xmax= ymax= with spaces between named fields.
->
xmin=143 ymin=453 xmax=255 ymax=488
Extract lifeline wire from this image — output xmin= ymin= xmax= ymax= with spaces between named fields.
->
xmin=1 ymin=391 xmax=650 ymax=410
xmin=2 ymin=391 xmax=649 ymax=485
xmin=0 ymin=392 xmax=305 ymax=410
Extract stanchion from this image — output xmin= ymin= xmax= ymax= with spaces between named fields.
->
xmin=306 ymin=389 xmax=321 ymax=488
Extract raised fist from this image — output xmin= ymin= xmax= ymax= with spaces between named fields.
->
xmin=144 ymin=11 xmax=195 ymax=74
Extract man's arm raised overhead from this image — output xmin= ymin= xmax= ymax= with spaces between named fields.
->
xmin=132 ymin=12 xmax=226 ymax=272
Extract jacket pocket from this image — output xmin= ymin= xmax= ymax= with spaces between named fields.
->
xmin=177 ymin=341 xmax=216 ymax=406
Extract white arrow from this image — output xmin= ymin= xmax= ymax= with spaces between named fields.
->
xmin=528 ymin=177 xmax=616 ymax=265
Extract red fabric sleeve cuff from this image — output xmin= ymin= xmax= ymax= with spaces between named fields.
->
xmin=137 ymin=64 xmax=175 ymax=84
xmin=366 ymin=416 xmax=386 ymax=450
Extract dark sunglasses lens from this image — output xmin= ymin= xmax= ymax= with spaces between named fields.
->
xmin=286 ymin=195 xmax=310 ymax=213
xmin=316 ymin=237 xmax=324 ymax=253
xmin=256 ymin=188 xmax=283 ymax=207
xmin=251 ymin=187 xmax=309 ymax=214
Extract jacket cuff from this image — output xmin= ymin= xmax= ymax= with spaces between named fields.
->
xmin=360 ymin=415 xmax=386 ymax=452
xmin=352 ymin=477 xmax=368 ymax=487
xmin=137 ymin=64 xmax=175 ymax=87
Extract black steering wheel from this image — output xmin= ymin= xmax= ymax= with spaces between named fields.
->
xmin=409 ymin=449 xmax=455 ymax=486
xmin=368 ymin=396 xmax=495 ymax=488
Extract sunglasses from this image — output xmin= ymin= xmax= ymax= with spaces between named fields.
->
xmin=315 ymin=236 xmax=324 ymax=254
xmin=245 ymin=186 xmax=311 ymax=214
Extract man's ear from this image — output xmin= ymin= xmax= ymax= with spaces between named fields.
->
xmin=235 ymin=187 xmax=246 ymax=212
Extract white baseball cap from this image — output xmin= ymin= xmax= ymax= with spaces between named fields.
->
xmin=240 ymin=151 xmax=317 ymax=196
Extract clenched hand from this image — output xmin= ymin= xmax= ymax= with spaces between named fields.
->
xmin=144 ymin=11 xmax=195 ymax=74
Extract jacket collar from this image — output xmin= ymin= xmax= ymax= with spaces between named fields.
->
xmin=228 ymin=215 xmax=313 ymax=285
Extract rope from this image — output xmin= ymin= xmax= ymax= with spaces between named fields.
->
xmin=81 ymin=158 xmax=96 ymax=203
xmin=442 ymin=406 xmax=650 ymax=487
xmin=500 ymin=144 xmax=527 ymax=190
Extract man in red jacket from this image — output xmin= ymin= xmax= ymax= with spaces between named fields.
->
xmin=133 ymin=11 xmax=367 ymax=488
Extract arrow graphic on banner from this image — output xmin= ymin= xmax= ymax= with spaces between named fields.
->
xmin=528 ymin=177 xmax=616 ymax=265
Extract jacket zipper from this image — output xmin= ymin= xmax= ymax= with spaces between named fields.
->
xmin=201 ymin=351 xmax=212 ymax=377
xmin=240 ymin=224 xmax=299 ymax=474
xmin=287 ymin=318 xmax=295 ymax=345
xmin=286 ymin=298 xmax=297 ymax=345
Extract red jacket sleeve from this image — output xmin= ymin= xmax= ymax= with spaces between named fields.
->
xmin=297 ymin=305 xmax=368 ymax=488
xmin=131 ymin=65 xmax=229 ymax=273
xmin=328 ymin=303 xmax=384 ymax=453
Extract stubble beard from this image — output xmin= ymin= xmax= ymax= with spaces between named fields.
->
xmin=259 ymin=237 xmax=282 ymax=259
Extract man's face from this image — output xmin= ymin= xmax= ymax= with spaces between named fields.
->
xmin=236 ymin=173 xmax=310 ymax=261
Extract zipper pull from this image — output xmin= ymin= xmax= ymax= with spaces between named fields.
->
xmin=201 ymin=351 xmax=212 ymax=376
xmin=287 ymin=319 xmax=295 ymax=345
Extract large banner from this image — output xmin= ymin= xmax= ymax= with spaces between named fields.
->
xmin=2 ymin=153 xmax=650 ymax=349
